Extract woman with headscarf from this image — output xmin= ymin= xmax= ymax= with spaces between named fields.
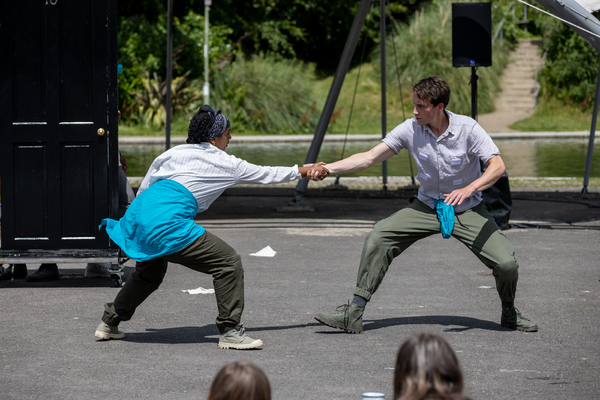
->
xmin=94 ymin=105 xmax=329 ymax=349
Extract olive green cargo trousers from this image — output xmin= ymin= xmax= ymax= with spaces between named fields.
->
xmin=354 ymin=198 xmax=519 ymax=303
xmin=102 ymin=230 xmax=243 ymax=334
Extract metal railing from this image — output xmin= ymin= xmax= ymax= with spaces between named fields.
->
xmin=493 ymin=1 xmax=532 ymax=44
xmin=533 ymin=47 xmax=549 ymax=110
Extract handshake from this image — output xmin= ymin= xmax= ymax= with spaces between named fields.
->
xmin=303 ymin=162 xmax=330 ymax=181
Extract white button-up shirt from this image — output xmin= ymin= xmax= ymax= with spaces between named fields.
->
xmin=383 ymin=111 xmax=500 ymax=212
xmin=137 ymin=143 xmax=301 ymax=213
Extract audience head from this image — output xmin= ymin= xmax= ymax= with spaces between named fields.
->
xmin=393 ymin=333 xmax=468 ymax=400
xmin=207 ymin=360 xmax=271 ymax=400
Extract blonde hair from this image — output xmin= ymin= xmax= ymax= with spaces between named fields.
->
xmin=394 ymin=333 xmax=469 ymax=400
xmin=208 ymin=360 xmax=271 ymax=400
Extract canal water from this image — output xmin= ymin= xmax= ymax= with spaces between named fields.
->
xmin=120 ymin=138 xmax=600 ymax=178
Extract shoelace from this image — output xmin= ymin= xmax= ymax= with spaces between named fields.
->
xmin=336 ymin=302 xmax=351 ymax=328
xmin=235 ymin=323 xmax=247 ymax=337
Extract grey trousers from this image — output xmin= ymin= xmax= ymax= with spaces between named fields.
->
xmin=354 ymin=198 xmax=519 ymax=303
xmin=102 ymin=230 xmax=244 ymax=334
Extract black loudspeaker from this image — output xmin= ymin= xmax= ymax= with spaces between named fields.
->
xmin=482 ymin=174 xmax=512 ymax=230
xmin=452 ymin=3 xmax=492 ymax=67
xmin=480 ymin=159 xmax=512 ymax=230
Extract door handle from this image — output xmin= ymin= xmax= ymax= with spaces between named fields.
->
xmin=97 ymin=128 xmax=106 ymax=136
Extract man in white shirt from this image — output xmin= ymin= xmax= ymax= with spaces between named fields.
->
xmin=311 ymin=76 xmax=537 ymax=334
xmin=94 ymin=105 xmax=329 ymax=349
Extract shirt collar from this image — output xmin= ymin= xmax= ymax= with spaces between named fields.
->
xmin=431 ymin=110 xmax=455 ymax=140
xmin=420 ymin=110 xmax=454 ymax=139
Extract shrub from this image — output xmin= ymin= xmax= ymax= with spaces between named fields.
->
xmin=376 ymin=0 xmax=511 ymax=115
xmin=536 ymin=16 xmax=600 ymax=108
xmin=117 ymin=10 xmax=233 ymax=120
xmin=209 ymin=54 xmax=319 ymax=134
xmin=127 ymin=70 xmax=202 ymax=129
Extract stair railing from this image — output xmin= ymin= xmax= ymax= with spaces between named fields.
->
xmin=533 ymin=47 xmax=548 ymax=110
xmin=493 ymin=1 xmax=532 ymax=44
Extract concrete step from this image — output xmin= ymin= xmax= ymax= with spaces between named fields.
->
xmin=495 ymin=101 xmax=535 ymax=110
xmin=512 ymin=46 xmax=541 ymax=54
xmin=498 ymin=87 xmax=536 ymax=95
xmin=510 ymin=58 xmax=541 ymax=65
xmin=501 ymin=79 xmax=536 ymax=86
xmin=489 ymin=39 xmax=543 ymax=116
xmin=496 ymin=93 xmax=536 ymax=100
xmin=499 ymin=79 xmax=536 ymax=86
xmin=504 ymin=64 xmax=537 ymax=71
xmin=502 ymin=72 xmax=536 ymax=78
xmin=499 ymin=89 xmax=536 ymax=96
xmin=498 ymin=94 xmax=535 ymax=100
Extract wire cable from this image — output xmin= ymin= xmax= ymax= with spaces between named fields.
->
xmin=333 ymin=1 xmax=375 ymax=187
xmin=387 ymin=0 xmax=417 ymax=186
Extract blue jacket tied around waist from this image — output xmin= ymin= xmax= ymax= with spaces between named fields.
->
xmin=99 ymin=179 xmax=205 ymax=261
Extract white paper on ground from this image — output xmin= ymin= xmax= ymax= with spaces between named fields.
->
xmin=249 ymin=246 xmax=277 ymax=257
xmin=182 ymin=286 xmax=215 ymax=294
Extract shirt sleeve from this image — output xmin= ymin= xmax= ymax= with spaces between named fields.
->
xmin=382 ymin=119 xmax=413 ymax=154
xmin=468 ymin=122 xmax=500 ymax=163
xmin=232 ymin=157 xmax=302 ymax=185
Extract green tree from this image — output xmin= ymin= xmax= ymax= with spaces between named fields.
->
xmin=536 ymin=14 xmax=600 ymax=108
xmin=117 ymin=10 xmax=232 ymax=118
xmin=118 ymin=1 xmax=432 ymax=74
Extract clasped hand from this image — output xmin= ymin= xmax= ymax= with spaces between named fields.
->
xmin=304 ymin=162 xmax=330 ymax=181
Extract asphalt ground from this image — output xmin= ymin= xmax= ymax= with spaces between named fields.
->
xmin=1 ymin=186 xmax=599 ymax=400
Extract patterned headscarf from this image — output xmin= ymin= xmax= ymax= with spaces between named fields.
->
xmin=198 ymin=105 xmax=230 ymax=142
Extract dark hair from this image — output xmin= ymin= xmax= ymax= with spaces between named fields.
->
xmin=393 ymin=333 xmax=469 ymax=400
xmin=187 ymin=107 xmax=213 ymax=144
xmin=208 ymin=360 xmax=271 ymax=400
xmin=411 ymin=77 xmax=451 ymax=108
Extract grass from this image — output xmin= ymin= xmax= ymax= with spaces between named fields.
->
xmin=119 ymin=64 xmax=598 ymax=139
xmin=313 ymin=62 xmax=414 ymax=136
xmin=117 ymin=61 xmax=411 ymax=137
xmin=119 ymin=115 xmax=191 ymax=136
xmin=509 ymin=97 xmax=593 ymax=132
xmin=119 ymin=66 xmax=597 ymax=138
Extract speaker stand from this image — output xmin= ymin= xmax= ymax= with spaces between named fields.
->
xmin=471 ymin=66 xmax=478 ymax=121
xmin=473 ymin=66 xmax=513 ymax=229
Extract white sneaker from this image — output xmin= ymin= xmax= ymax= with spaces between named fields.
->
xmin=85 ymin=263 xmax=111 ymax=278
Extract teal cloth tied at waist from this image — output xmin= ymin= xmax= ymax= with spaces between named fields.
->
xmin=433 ymin=199 xmax=455 ymax=239
xmin=99 ymin=179 xmax=205 ymax=262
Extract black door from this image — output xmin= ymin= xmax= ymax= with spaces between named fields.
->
xmin=0 ymin=0 xmax=119 ymax=250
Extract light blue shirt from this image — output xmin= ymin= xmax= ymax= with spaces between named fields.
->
xmin=382 ymin=111 xmax=500 ymax=212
